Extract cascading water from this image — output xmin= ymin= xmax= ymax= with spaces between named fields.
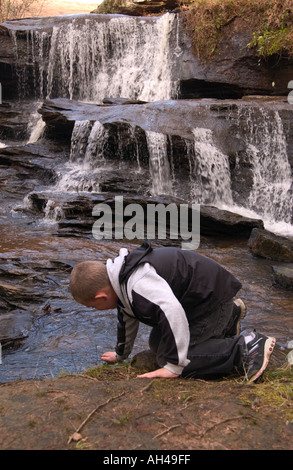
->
xmin=189 ymin=128 xmax=233 ymax=206
xmin=54 ymin=120 xmax=109 ymax=193
xmin=10 ymin=13 xmax=181 ymax=102
xmin=231 ymin=106 xmax=293 ymax=234
xmin=55 ymin=113 xmax=292 ymax=236
xmin=6 ymin=14 xmax=293 ymax=235
xmin=146 ymin=131 xmax=172 ymax=196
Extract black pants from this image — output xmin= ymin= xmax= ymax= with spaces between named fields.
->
xmin=149 ymin=300 xmax=247 ymax=379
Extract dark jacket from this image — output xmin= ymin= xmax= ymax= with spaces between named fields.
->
xmin=106 ymin=241 xmax=242 ymax=374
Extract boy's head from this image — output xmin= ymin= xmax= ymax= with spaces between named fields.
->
xmin=70 ymin=260 xmax=118 ymax=310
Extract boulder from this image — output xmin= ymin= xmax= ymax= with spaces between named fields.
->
xmin=130 ymin=350 xmax=158 ymax=371
xmin=272 ymin=265 xmax=293 ymax=290
xmin=248 ymin=228 xmax=293 ymax=261
xmin=0 ymin=310 xmax=33 ymax=346
xmin=200 ymin=206 xmax=263 ymax=237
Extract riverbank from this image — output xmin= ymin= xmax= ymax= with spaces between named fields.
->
xmin=0 ymin=362 xmax=292 ymax=450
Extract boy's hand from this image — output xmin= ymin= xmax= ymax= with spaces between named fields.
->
xmin=136 ymin=368 xmax=179 ymax=379
xmin=101 ymin=351 xmax=117 ymax=363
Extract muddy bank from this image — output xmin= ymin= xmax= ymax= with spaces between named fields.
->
xmin=0 ymin=364 xmax=292 ymax=451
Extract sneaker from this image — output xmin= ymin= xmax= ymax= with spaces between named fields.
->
xmin=227 ymin=298 xmax=247 ymax=336
xmin=243 ymin=331 xmax=276 ymax=383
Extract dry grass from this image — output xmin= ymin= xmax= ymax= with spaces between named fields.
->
xmin=0 ymin=0 xmax=47 ymax=22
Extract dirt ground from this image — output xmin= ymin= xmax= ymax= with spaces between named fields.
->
xmin=1 ymin=0 xmax=293 ymax=454
xmin=0 ymin=361 xmax=292 ymax=451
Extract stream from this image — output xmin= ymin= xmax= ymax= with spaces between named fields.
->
xmin=0 ymin=12 xmax=292 ymax=382
xmin=0 ymin=205 xmax=292 ymax=382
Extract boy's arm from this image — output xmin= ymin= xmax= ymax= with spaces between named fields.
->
xmin=128 ymin=264 xmax=191 ymax=376
xmin=115 ymin=304 xmax=139 ymax=361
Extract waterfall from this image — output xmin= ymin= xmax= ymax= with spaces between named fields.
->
xmin=189 ymin=128 xmax=233 ymax=206
xmin=232 ymin=107 xmax=293 ymax=233
xmin=55 ymin=120 xmax=108 ymax=193
xmin=246 ymin=111 xmax=292 ymax=224
xmin=27 ymin=117 xmax=45 ymax=144
xmin=6 ymin=14 xmax=293 ymax=235
xmin=57 ymin=116 xmax=292 ymax=236
xmin=146 ymin=131 xmax=172 ymax=196
xmin=11 ymin=13 xmax=181 ymax=102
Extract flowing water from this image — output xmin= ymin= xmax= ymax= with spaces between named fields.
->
xmin=10 ymin=13 xmax=180 ymax=102
xmin=146 ymin=131 xmax=172 ymax=196
xmin=0 ymin=14 xmax=292 ymax=382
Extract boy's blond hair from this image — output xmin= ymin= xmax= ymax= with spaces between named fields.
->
xmin=70 ymin=260 xmax=109 ymax=305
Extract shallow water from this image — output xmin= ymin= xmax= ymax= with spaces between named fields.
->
xmin=0 ymin=211 xmax=292 ymax=382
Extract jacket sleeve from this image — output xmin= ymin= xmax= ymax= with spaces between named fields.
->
xmin=115 ymin=303 xmax=139 ymax=361
xmin=127 ymin=264 xmax=191 ymax=375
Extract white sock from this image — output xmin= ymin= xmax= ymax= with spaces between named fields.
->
xmin=241 ymin=330 xmax=256 ymax=344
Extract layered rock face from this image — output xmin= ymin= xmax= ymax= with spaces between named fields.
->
xmin=1 ymin=12 xmax=293 ymax=101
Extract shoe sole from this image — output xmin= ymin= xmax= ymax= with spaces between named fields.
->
xmin=247 ymin=336 xmax=276 ymax=383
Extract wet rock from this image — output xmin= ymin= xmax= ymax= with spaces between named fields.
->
xmin=130 ymin=350 xmax=158 ymax=371
xmin=27 ymin=191 xmax=265 ymax=240
xmin=0 ymin=145 xmax=59 ymax=185
xmin=272 ymin=265 xmax=293 ymax=290
xmin=103 ymin=98 xmax=148 ymax=105
xmin=200 ymin=206 xmax=264 ymax=237
xmin=0 ymin=310 xmax=33 ymax=347
xmin=248 ymin=228 xmax=293 ymax=261
xmin=0 ymin=103 xmax=29 ymax=141
xmin=0 ymin=280 xmax=43 ymax=310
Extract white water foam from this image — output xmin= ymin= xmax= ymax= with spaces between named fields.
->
xmin=145 ymin=131 xmax=172 ymax=196
xmin=241 ymin=108 xmax=292 ymax=224
xmin=54 ymin=120 xmax=109 ymax=193
xmin=190 ymin=128 xmax=233 ymax=206
xmin=12 ymin=14 xmax=181 ymax=103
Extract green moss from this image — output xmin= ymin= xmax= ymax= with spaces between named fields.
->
xmin=83 ymin=361 xmax=135 ymax=380
xmin=240 ymin=368 xmax=293 ymax=422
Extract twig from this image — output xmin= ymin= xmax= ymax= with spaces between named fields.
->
xmin=200 ymin=415 xmax=255 ymax=438
xmin=139 ymin=379 xmax=155 ymax=394
xmin=153 ymin=424 xmax=181 ymax=440
xmin=67 ymin=391 xmax=125 ymax=444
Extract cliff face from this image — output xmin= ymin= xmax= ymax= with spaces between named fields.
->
xmin=91 ymin=0 xmax=293 ymax=98
xmin=1 ymin=8 xmax=293 ymax=101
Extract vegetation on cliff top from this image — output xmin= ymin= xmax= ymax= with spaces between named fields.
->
xmin=96 ymin=0 xmax=293 ymax=61
xmin=185 ymin=0 xmax=293 ymax=61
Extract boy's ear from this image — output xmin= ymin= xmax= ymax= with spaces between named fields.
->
xmin=95 ymin=290 xmax=108 ymax=300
